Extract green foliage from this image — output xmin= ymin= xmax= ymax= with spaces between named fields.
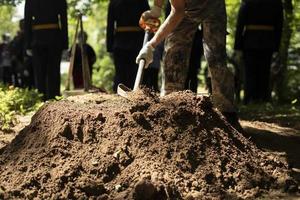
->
xmin=0 ymin=5 xmax=18 ymax=38
xmin=0 ymin=0 xmax=21 ymax=6
xmin=226 ymin=0 xmax=240 ymax=48
xmin=0 ymin=84 xmax=43 ymax=130
xmin=284 ymin=0 xmax=300 ymax=101
xmin=92 ymin=54 xmax=114 ymax=92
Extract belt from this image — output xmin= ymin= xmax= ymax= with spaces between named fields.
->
xmin=245 ymin=25 xmax=274 ymax=31
xmin=115 ymin=26 xmax=143 ymax=32
xmin=32 ymin=23 xmax=60 ymax=30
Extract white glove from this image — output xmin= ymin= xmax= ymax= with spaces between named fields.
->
xmin=272 ymin=51 xmax=279 ymax=59
xmin=143 ymin=6 xmax=162 ymax=20
xmin=24 ymin=69 xmax=30 ymax=77
xmin=26 ymin=49 xmax=33 ymax=56
xmin=136 ymin=42 xmax=155 ymax=68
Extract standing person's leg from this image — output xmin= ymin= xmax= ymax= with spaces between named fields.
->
xmin=112 ymin=51 xmax=123 ymax=92
xmin=162 ymin=18 xmax=198 ymax=95
xmin=47 ymin=47 xmax=62 ymax=100
xmin=3 ymin=67 xmax=13 ymax=85
xmin=26 ymin=58 xmax=35 ymax=89
xmin=185 ymin=29 xmax=202 ymax=93
xmin=252 ymin=52 xmax=263 ymax=103
xmin=142 ymin=67 xmax=159 ymax=91
xmin=32 ymin=46 xmax=47 ymax=99
xmin=258 ymin=50 xmax=272 ymax=102
xmin=125 ymin=51 xmax=139 ymax=90
xmin=243 ymin=51 xmax=257 ymax=104
xmin=72 ymin=67 xmax=84 ymax=89
xmin=202 ymin=15 xmax=236 ymax=113
xmin=142 ymin=67 xmax=151 ymax=89
xmin=149 ymin=68 xmax=159 ymax=91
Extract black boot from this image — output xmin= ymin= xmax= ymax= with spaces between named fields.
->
xmin=222 ymin=112 xmax=244 ymax=133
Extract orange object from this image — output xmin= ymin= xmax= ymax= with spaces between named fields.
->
xmin=139 ymin=17 xmax=160 ymax=33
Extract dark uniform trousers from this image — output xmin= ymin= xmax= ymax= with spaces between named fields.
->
xmin=32 ymin=45 xmax=62 ymax=100
xmin=24 ymin=0 xmax=68 ymax=100
xmin=243 ymin=50 xmax=272 ymax=103
xmin=106 ymin=0 xmax=150 ymax=92
xmin=234 ymin=0 xmax=283 ymax=104
xmin=113 ymin=50 xmax=139 ymax=92
xmin=184 ymin=28 xmax=203 ymax=93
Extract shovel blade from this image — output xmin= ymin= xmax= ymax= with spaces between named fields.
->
xmin=117 ymin=83 xmax=132 ymax=99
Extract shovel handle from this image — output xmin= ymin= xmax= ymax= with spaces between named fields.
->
xmin=133 ymin=59 xmax=146 ymax=91
xmin=133 ymin=31 xmax=150 ymax=91
xmin=142 ymin=30 xmax=150 ymax=46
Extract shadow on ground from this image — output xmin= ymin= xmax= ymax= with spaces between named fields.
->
xmin=241 ymin=120 xmax=300 ymax=184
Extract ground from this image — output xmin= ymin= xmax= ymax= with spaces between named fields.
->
xmin=0 ymin=91 xmax=299 ymax=199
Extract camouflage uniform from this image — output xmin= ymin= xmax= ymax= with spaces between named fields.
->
xmin=162 ymin=0 xmax=235 ymax=112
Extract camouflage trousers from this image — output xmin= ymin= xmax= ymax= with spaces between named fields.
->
xmin=162 ymin=0 xmax=236 ymax=112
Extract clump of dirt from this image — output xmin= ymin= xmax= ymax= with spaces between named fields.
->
xmin=0 ymin=90 xmax=297 ymax=199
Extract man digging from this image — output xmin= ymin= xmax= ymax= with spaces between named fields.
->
xmin=136 ymin=0 xmax=243 ymax=131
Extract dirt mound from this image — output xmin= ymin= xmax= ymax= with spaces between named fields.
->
xmin=0 ymin=90 xmax=297 ymax=199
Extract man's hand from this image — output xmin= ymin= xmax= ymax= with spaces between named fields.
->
xmin=142 ymin=6 xmax=162 ymax=21
xmin=272 ymin=51 xmax=279 ymax=59
xmin=26 ymin=49 xmax=33 ymax=56
xmin=136 ymin=42 xmax=155 ymax=68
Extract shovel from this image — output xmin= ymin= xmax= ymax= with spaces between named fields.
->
xmin=117 ymin=18 xmax=160 ymax=99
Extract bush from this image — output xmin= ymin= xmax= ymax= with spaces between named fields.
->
xmin=0 ymin=84 xmax=43 ymax=130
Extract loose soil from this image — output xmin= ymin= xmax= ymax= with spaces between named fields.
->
xmin=0 ymin=90 xmax=299 ymax=199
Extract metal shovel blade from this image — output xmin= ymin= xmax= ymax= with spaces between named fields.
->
xmin=117 ymin=57 xmax=146 ymax=100
xmin=117 ymin=83 xmax=132 ymax=99
xmin=117 ymin=31 xmax=150 ymax=100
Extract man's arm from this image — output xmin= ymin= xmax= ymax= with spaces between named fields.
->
xmin=135 ymin=0 xmax=185 ymax=67
xmin=149 ymin=0 xmax=185 ymax=47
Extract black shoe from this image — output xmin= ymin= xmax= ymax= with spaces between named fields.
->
xmin=222 ymin=112 xmax=244 ymax=133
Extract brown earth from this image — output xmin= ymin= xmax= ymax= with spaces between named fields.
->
xmin=0 ymin=90 xmax=299 ymax=199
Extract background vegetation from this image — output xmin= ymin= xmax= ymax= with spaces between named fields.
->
xmin=0 ymin=84 xmax=42 ymax=130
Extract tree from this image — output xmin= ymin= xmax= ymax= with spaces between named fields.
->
xmin=0 ymin=6 xmax=18 ymax=38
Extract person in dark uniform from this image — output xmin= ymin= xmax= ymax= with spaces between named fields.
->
xmin=0 ymin=34 xmax=13 ymax=85
xmin=71 ymin=31 xmax=96 ymax=89
xmin=106 ymin=0 xmax=149 ymax=92
xmin=10 ymin=19 xmax=35 ymax=88
xmin=234 ymin=0 xmax=283 ymax=104
xmin=165 ymin=1 xmax=203 ymax=93
xmin=24 ymin=0 xmax=68 ymax=100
